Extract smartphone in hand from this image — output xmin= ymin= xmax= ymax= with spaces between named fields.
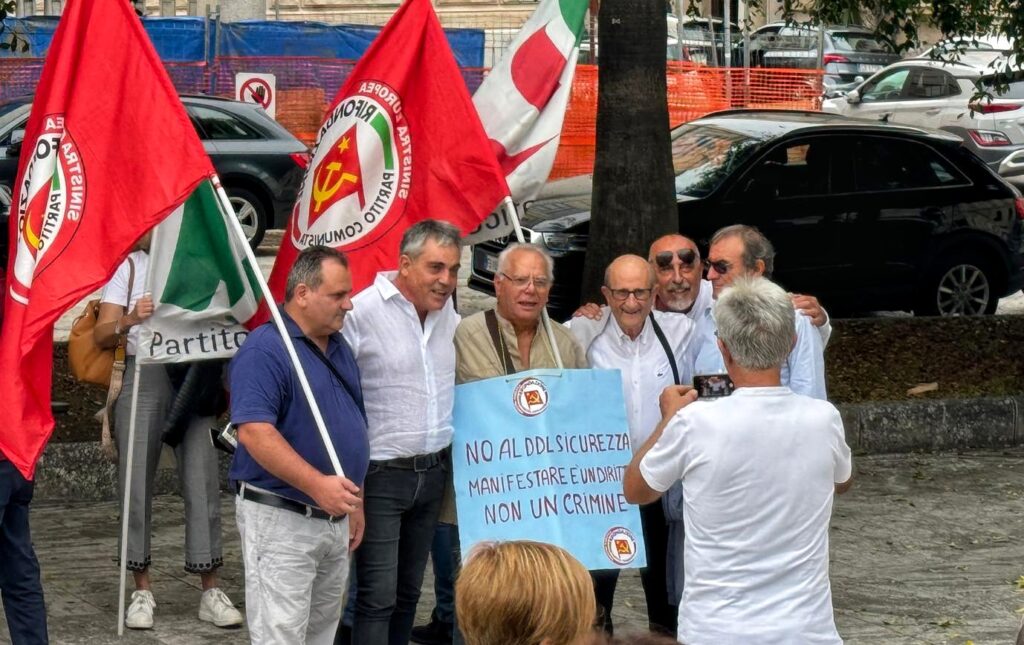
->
xmin=693 ymin=374 xmax=735 ymax=398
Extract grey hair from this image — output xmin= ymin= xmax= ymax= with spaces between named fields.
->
xmin=400 ymin=219 xmax=463 ymax=259
xmin=710 ymin=225 xmax=775 ymax=278
xmin=285 ymin=245 xmax=349 ymax=302
xmin=713 ymin=276 xmax=794 ymax=370
xmin=497 ymin=243 xmax=555 ymax=281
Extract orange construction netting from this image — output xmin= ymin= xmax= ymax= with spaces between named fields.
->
xmin=549 ymin=63 xmax=825 ymax=179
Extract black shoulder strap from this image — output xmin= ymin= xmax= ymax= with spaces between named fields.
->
xmin=484 ymin=309 xmax=515 ymax=376
xmin=297 ymin=335 xmax=367 ymax=423
xmin=649 ymin=312 xmax=680 ymax=386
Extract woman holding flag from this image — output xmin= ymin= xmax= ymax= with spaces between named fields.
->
xmin=94 ymin=232 xmax=243 ymax=631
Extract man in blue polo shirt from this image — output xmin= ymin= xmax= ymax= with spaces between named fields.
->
xmin=229 ymin=245 xmax=370 ymax=645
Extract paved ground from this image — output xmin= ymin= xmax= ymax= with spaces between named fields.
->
xmin=3 ymin=449 xmax=1024 ymax=643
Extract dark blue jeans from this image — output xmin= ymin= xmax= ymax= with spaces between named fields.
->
xmin=0 ymin=459 xmax=48 ymax=645
xmin=429 ymin=522 xmax=456 ymax=624
xmin=352 ymin=456 xmax=446 ymax=645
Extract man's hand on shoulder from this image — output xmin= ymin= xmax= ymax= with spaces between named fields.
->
xmin=311 ymin=474 xmax=362 ymax=517
xmin=791 ymin=293 xmax=827 ymax=328
xmin=659 ymin=385 xmax=697 ymax=421
xmin=572 ymin=302 xmax=602 ymax=320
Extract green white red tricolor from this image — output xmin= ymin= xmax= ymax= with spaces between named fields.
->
xmin=473 ymin=0 xmax=588 ymax=203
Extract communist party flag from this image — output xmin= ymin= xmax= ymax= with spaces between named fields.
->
xmin=0 ymin=0 xmax=215 ymax=478
xmin=262 ymin=0 xmax=510 ymax=305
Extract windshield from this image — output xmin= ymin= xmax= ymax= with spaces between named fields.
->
xmin=671 ymin=124 xmax=762 ymax=198
xmin=830 ymin=32 xmax=892 ymax=53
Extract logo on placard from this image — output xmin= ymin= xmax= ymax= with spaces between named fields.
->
xmin=9 ymin=115 xmax=86 ymax=305
xmin=512 ymin=377 xmax=549 ymax=417
xmin=603 ymin=526 xmax=638 ymax=566
xmin=292 ymin=80 xmax=411 ymax=251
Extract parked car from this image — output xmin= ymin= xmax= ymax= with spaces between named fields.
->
xmin=469 ymin=110 xmax=1024 ymax=318
xmin=747 ymin=24 xmax=900 ymax=87
xmin=822 ymin=55 xmax=1024 ymax=188
xmin=674 ymin=17 xmax=743 ymax=66
xmin=0 ymin=94 xmax=308 ymax=248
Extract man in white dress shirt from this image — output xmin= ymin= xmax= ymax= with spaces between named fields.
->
xmin=566 ymin=254 xmax=694 ymax=635
xmin=624 ymin=276 xmax=853 ymax=645
xmin=342 ymin=220 xmax=462 ymax=645
xmin=692 ymin=225 xmax=827 ymax=400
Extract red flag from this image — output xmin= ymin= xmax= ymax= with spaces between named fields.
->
xmin=261 ymin=0 xmax=509 ymax=310
xmin=0 ymin=0 xmax=215 ymax=479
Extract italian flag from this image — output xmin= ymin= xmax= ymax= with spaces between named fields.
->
xmin=473 ymin=0 xmax=589 ymax=203
xmin=138 ymin=180 xmax=261 ymax=364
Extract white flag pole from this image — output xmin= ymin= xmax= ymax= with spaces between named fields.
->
xmin=500 ymin=196 xmax=564 ymax=369
xmin=210 ymin=175 xmax=345 ymax=477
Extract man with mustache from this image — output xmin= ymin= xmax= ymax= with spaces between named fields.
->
xmin=342 ymin=220 xmax=462 ymax=645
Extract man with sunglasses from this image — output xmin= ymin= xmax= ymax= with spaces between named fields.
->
xmin=566 ymin=254 xmax=696 ymax=636
xmin=694 ymin=224 xmax=827 ymax=400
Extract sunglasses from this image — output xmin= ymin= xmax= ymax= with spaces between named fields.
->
xmin=607 ymin=288 xmax=653 ymax=302
xmin=653 ymin=249 xmax=698 ymax=270
xmin=707 ymin=259 xmax=732 ymax=275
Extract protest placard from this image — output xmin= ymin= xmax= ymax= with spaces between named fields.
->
xmin=452 ymin=368 xmax=646 ymax=570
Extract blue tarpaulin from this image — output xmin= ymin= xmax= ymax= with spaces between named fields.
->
xmin=218 ymin=21 xmax=485 ymax=68
xmin=0 ymin=17 xmax=485 ymax=68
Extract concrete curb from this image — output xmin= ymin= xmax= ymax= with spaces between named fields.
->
xmin=30 ymin=395 xmax=1024 ymax=501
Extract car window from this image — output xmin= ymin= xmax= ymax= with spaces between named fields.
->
xmin=733 ymin=138 xmax=832 ymax=200
xmin=860 ymin=68 xmax=911 ymax=102
xmin=829 ymin=31 xmax=893 ymax=53
xmin=671 ymin=124 xmax=762 ymax=198
xmin=979 ymin=77 xmax=1024 ymax=99
xmin=187 ymin=105 xmax=262 ymax=141
xmin=906 ymin=68 xmax=961 ymax=99
xmin=852 ymin=138 xmax=968 ymax=191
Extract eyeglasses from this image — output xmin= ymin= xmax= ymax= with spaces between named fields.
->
xmin=707 ymin=259 xmax=732 ymax=275
xmin=607 ymin=288 xmax=653 ymax=302
xmin=500 ymin=272 xmax=552 ymax=290
xmin=653 ymin=249 xmax=698 ymax=271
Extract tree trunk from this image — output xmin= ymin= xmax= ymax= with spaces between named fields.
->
xmin=580 ymin=0 xmax=677 ymax=304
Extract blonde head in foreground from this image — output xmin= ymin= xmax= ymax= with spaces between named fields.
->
xmin=455 ymin=540 xmax=596 ymax=645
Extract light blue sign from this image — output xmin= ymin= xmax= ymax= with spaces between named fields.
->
xmin=452 ymin=368 xmax=646 ymax=570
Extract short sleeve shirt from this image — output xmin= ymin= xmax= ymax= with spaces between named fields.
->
xmin=228 ymin=313 xmax=370 ymax=505
xmin=99 ymin=251 xmax=149 ymax=355
xmin=640 ymin=387 xmax=851 ymax=644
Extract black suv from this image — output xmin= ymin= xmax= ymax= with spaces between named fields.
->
xmin=469 ymin=110 xmax=1024 ymax=318
xmin=0 ymin=94 xmax=308 ymax=248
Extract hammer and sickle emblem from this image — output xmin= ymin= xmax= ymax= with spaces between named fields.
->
xmin=311 ymin=137 xmax=359 ymax=213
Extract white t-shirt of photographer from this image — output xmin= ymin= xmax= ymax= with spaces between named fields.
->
xmin=640 ymin=386 xmax=852 ymax=645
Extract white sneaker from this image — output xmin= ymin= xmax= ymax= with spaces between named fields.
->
xmin=198 ymin=588 xmax=244 ymax=628
xmin=124 ymin=590 xmax=155 ymax=630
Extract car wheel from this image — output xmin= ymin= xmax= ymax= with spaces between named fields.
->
xmin=226 ymin=186 xmax=267 ymax=249
xmin=918 ymin=253 xmax=998 ymax=316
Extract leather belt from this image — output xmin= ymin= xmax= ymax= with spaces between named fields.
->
xmin=235 ymin=482 xmax=345 ymax=523
xmin=371 ymin=448 xmax=448 ymax=472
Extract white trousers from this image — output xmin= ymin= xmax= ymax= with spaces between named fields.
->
xmin=236 ymin=496 xmax=350 ymax=645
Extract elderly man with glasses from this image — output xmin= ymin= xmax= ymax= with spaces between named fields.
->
xmin=434 ymin=242 xmax=587 ymax=645
xmin=566 ymin=254 xmax=696 ymax=636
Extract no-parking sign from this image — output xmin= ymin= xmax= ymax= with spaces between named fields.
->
xmin=235 ymin=72 xmax=276 ymax=118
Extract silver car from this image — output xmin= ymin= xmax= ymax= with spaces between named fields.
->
xmin=822 ymin=53 xmax=1024 ymax=187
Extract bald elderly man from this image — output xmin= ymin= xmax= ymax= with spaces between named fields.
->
xmin=566 ymin=254 xmax=695 ymax=636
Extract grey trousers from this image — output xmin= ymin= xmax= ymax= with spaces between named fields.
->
xmin=115 ymin=357 xmax=223 ymax=573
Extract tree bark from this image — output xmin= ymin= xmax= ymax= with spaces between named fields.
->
xmin=581 ymin=0 xmax=677 ymax=304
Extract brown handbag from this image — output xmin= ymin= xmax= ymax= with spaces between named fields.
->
xmin=68 ymin=258 xmax=135 ymax=388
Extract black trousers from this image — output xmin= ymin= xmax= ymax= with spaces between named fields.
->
xmin=591 ymin=500 xmax=677 ymax=635
xmin=0 ymin=459 xmax=48 ymax=645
